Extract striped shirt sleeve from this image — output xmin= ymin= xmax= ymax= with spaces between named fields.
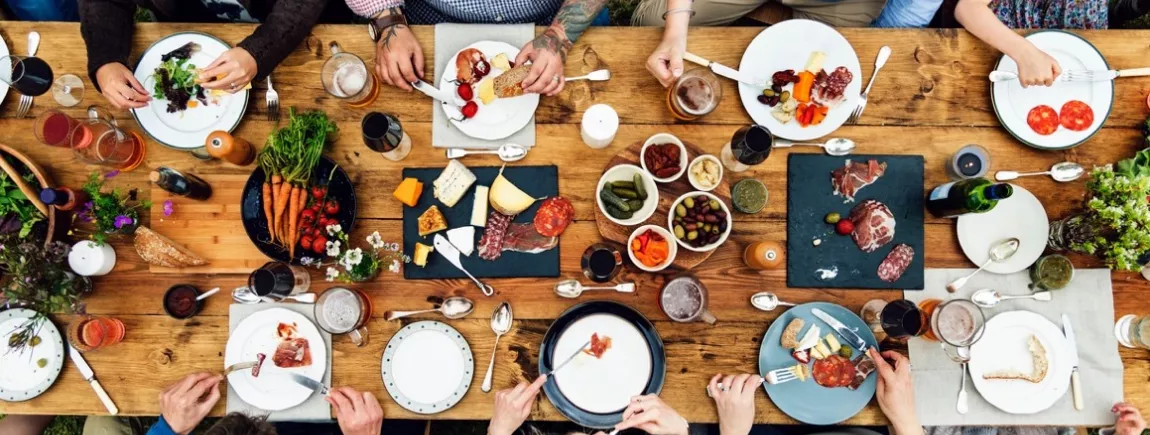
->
xmin=345 ymin=0 xmax=405 ymax=18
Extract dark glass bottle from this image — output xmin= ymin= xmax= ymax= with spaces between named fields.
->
xmin=926 ymin=177 xmax=1013 ymax=218
xmin=39 ymin=187 xmax=88 ymax=211
xmin=150 ymin=167 xmax=212 ymax=201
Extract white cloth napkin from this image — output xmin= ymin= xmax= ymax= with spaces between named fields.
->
xmin=432 ymin=23 xmax=536 ymax=149
xmin=904 ymin=269 xmax=1123 ymax=426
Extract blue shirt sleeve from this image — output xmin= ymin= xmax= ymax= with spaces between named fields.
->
xmin=147 ymin=416 xmax=180 ymax=435
xmin=873 ymin=0 xmax=944 ymax=28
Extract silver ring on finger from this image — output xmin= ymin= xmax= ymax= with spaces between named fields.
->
xmin=551 ymin=75 xmax=560 ymax=83
xmin=230 ymin=83 xmax=238 ymax=90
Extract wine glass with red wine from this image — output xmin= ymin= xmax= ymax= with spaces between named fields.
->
xmin=0 ymin=55 xmax=84 ymax=107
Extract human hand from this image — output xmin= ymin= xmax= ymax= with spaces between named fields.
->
xmin=374 ymin=24 xmax=423 ymax=92
xmin=708 ymin=373 xmax=761 ymax=435
xmin=1114 ymin=402 xmax=1147 ymax=435
xmin=95 ymin=62 xmax=150 ymax=109
xmin=326 ymin=386 xmax=384 ymax=435
xmin=515 ymin=27 xmax=572 ymax=96
xmin=615 ymin=395 xmax=689 ymax=435
xmin=159 ymin=372 xmax=223 ymax=435
xmin=1011 ymin=43 xmax=1062 ymax=88
xmin=647 ymin=31 xmax=687 ymax=88
xmin=199 ymin=47 xmax=258 ymax=92
xmin=870 ymin=349 xmax=921 ymax=435
xmin=489 ymin=375 xmax=547 ymax=435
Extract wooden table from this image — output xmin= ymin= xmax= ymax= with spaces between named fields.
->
xmin=0 ymin=22 xmax=1148 ymax=426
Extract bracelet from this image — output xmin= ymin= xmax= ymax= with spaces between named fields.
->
xmin=662 ymin=8 xmax=696 ymax=20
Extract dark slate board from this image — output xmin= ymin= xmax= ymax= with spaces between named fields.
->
xmin=402 ymin=165 xmax=560 ymax=280
xmin=786 ymin=154 xmax=925 ymax=290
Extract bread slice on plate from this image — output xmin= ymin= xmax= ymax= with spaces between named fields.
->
xmin=134 ymin=225 xmax=208 ymax=268
xmin=983 ymin=334 xmax=1049 ymax=383
xmin=493 ymin=65 xmax=531 ymax=98
xmin=781 ymin=318 xmax=805 ymax=350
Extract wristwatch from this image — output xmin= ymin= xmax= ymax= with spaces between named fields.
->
xmin=368 ymin=11 xmax=409 ymax=42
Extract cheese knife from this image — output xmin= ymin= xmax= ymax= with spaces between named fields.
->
xmin=68 ymin=344 xmax=119 ymax=415
xmin=286 ymin=372 xmax=330 ymax=396
xmin=1062 ymin=314 xmax=1084 ymax=411
xmin=433 ymin=234 xmax=495 ymax=297
xmin=682 ymin=52 xmax=768 ymax=89
xmin=811 ymin=308 xmax=871 ymax=353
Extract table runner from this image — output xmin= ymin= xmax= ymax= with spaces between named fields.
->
xmin=904 ymin=269 xmax=1123 ymax=426
xmin=432 ymin=23 xmax=536 ymax=149
xmin=227 ymin=303 xmax=333 ymax=422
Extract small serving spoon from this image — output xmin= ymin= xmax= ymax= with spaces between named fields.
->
xmin=773 ymin=138 xmax=856 ymax=156
xmin=482 ymin=302 xmax=513 ymax=393
xmin=995 ymin=162 xmax=1084 ymax=182
xmin=750 ymin=292 xmax=796 ymax=312
xmin=385 ymin=296 xmax=475 ymax=321
xmin=565 ymin=70 xmax=611 ymax=82
xmin=554 ymin=280 xmax=636 ymax=299
xmin=947 ymin=238 xmax=1019 ymax=293
xmin=446 ymin=143 xmax=528 ymax=162
xmin=231 ymin=287 xmax=317 ymax=304
xmin=970 ymin=288 xmax=1053 ymax=308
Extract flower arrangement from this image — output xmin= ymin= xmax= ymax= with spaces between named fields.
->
xmin=78 ymin=171 xmax=150 ymax=245
xmin=301 ymin=227 xmax=407 ymax=282
xmin=1064 ymin=149 xmax=1150 ymax=271
xmin=0 ymin=238 xmax=92 ymax=349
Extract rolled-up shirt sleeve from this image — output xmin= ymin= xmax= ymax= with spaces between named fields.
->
xmin=345 ymin=0 xmax=405 ymax=18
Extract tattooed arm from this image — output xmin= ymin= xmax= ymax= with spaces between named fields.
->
xmin=365 ymin=6 xmax=424 ymax=91
xmin=515 ymin=0 xmax=608 ymax=96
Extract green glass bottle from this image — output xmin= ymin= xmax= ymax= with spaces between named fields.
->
xmin=926 ymin=178 xmax=1013 ymax=218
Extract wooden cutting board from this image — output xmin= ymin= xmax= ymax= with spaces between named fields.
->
xmin=593 ymin=139 xmax=732 ymax=271
xmin=149 ymin=173 xmax=269 ymax=274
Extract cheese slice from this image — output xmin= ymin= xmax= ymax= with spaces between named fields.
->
xmin=824 ymin=334 xmax=842 ymax=352
xmin=446 ymin=227 xmax=475 ymax=256
xmin=491 ymin=53 xmax=512 ymax=72
xmin=796 ymin=325 xmax=820 ymax=351
xmin=489 ymin=166 xmax=535 ymax=215
xmin=413 ymin=243 xmax=433 ymax=267
xmin=478 ymin=78 xmax=496 ymax=105
xmin=433 ymin=160 xmax=477 ymax=208
xmin=804 ymin=51 xmax=826 ymax=73
xmin=471 ymin=186 xmax=489 ymax=227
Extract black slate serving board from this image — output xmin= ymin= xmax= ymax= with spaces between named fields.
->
xmin=786 ymin=154 xmax=925 ymax=290
xmin=402 ymin=165 xmax=560 ymax=280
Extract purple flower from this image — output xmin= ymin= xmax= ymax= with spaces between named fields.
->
xmin=113 ymin=215 xmax=134 ymax=229
xmin=104 ymin=170 xmax=120 ymax=179
xmin=163 ymin=200 xmax=174 ymax=217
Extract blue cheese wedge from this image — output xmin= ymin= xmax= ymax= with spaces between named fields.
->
xmin=446 ymin=227 xmax=475 ymax=257
xmin=433 ymin=160 xmax=476 ymax=208
xmin=471 ymin=186 xmax=489 ymax=226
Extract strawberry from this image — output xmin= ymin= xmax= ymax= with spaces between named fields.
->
xmin=835 ymin=219 xmax=854 ymax=235
xmin=457 ymin=83 xmax=474 ymax=101
xmin=791 ymin=350 xmax=810 ymax=364
xmin=461 ymin=101 xmax=479 ymax=119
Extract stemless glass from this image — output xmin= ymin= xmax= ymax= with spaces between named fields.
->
xmin=666 ymin=68 xmax=721 ymax=121
xmin=33 ymin=110 xmax=82 ymax=147
xmin=720 ymin=124 xmax=774 ymax=173
xmin=67 ymin=316 xmax=126 ymax=352
xmin=322 ymin=42 xmax=378 ymax=108
xmin=314 ymin=287 xmax=371 ymax=347
xmin=248 ymin=261 xmax=310 ymax=300
xmin=70 ymin=107 xmax=146 ymax=171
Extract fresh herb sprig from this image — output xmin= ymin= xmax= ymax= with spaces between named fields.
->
xmin=0 ymin=163 xmax=44 ymax=238
xmin=79 ymin=172 xmax=150 ymax=245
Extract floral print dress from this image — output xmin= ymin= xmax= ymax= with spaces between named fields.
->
xmin=991 ymin=0 xmax=1110 ymax=29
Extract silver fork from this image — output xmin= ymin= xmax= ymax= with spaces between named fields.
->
xmin=265 ymin=75 xmax=279 ymax=122
xmin=16 ymin=31 xmax=40 ymax=119
xmin=764 ymin=366 xmax=801 ymax=385
xmin=848 ymin=45 xmax=891 ymax=125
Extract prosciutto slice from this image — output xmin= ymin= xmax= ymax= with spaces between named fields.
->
xmin=831 ymin=159 xmax=887 ymax=202
xmin=502 ymin=223 xmax=558 ymax=254
xmin=849 ymin=200 xmax=896 ymax=253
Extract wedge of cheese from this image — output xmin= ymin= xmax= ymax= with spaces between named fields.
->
xmin=471 ymin=186 xmax=489 ymax=227
xmin=433 ymin=160 xmax=476 ymax=208
xmin=446 ymin=227 xmax=475 ymax=256
xmin=413 ymin=243 xmax=433 ymax=267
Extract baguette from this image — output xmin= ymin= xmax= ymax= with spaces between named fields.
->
xmin=983 ymin=335 xmax=1048 ymax=383
xmin=781 ymin=318 xmax=805 ymax=350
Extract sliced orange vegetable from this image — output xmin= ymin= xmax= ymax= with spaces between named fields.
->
xmin=794 ymin=71 xmax=815 ymax=103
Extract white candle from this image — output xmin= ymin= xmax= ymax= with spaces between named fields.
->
xmin=69 ymin=241 xmax=116 ymax=276
xmin=581 ymin=104 xmax=618 ymax=149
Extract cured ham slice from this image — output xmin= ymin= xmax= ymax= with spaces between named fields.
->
xmin=849 ymin=200 xmax=896 ymax=253
xmin=272 ymin=338 xmax=312 ymax=368
xmin=831 ymin=159 xmax=887 ymax=202
xmin=502 ymin=223 xmax=558 ymax=254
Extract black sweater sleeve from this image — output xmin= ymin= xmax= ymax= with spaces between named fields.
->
xmin=237 ymin=0 xmax=327 ymax=81
xmin=79 ymin=0 xmax=138 ymax=91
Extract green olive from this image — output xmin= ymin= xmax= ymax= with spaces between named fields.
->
xmin=780 ymin=91 xmax=791 ymax=103
xmin=825 ymin=212 xmax=841 ymax=224
xmin=687 ymin=230 xmax=699 ymax=241
xmin=762 ymin=89 xmax=776 ymax=97
xmin=684 ymin=197 xmax=695 ymax=209
xmin=709 ymin=200 xmax=721 ymax=210
xmin=674 ymin=225 xmax=685 ymax=239
xmin=675 ymin=204 xmax=687 ymax=217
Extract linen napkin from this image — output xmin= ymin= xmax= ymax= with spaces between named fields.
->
xmin=904 ymin=269 xmax=1123 ymax=426
xmin=227 ymin=303 xmax=333 ymax=422
xmin=432 ymin=23 xmax=536 ymax=149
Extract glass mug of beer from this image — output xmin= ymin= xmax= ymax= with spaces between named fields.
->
xmin=322 ymin=42 xmax=379 ymax=108
xmin=659 ymin=275 xmax=716 ymax=324
xmin=314 ymin=287 xmax=371 ymax=347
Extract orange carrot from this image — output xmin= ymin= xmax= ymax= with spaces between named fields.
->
xmin=269 ymin=174 xmax=283 ymax=243
xmin=263 ymin=181 xmax=275 ymax=243
xmin=274 ymin=180 xmax=292 ymax=245
xmin=287 ymin=185 xmax=301 ymax=259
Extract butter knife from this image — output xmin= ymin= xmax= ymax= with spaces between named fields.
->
xmin=990 ymin=67 xmax=1150 ymax=83
xmin=545 ymin=340 xmax=591 ymax=376
xmin=1062 ymin=314 xmax=1083 ymax=411
xmin=433 ymin=234 xmax=495 ymax=296
xmin=682 ymin=52 xmax=768 ymax=88
xmin=811 ymin=308 xmax=870 ymax=353
xmin=68 ymin=344 xmax=119 ymax=415
xmin=286 ymin=372 xmax=330 ymax=396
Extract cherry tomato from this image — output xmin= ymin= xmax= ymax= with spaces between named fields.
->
xmin=312 ymin=235 xmax=329 ymax=255
xmin=835 ymin=220 xmax=855 ymax=235
xmin=308 ymin=202 xmax=322 ymax=214
xmin=310 ymin=186 xmax=327 ymax=200
xmin=324 ymin=200 xmax=340 ymax=216
xmin=300 ymin=234 xmax=315 ymax=251
xmin=300 ymin=208 xmax=317 ymax=222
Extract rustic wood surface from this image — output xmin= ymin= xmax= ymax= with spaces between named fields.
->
xmin=594 ymin=139 xmax=733 ymax=271
xmin=0 ymin=22 xmax=1148 ymax=426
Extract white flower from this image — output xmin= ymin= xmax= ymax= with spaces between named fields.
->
xmin=326 ymin=240 xmax=342 ymax=257
xmin=388 ymin=242 xmax=400 ymax=251
xmin=325 ymin=267 xmax=339 ymax=282
xmin=366 ymin=232 xmax=385 ymax=250
xmin=300 ymin=257 xmax=316 ymax=266
xmin=345 ymin=248 xmax=364 ymax=267
xmin=326 ymin=224 xmax=342 ymax=236
xmin=388 ymin=259 xmax=401 ymax=273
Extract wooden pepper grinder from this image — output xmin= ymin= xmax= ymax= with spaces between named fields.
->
xmin=205 ymin=131 xmax=255 ymax=166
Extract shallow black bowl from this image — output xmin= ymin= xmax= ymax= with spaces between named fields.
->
xmin=241 ymin=156 xmax=356 ymax=264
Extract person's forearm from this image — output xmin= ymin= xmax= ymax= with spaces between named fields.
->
xmin=238 ymin=0 xmax=327 ymax=81
xmin=662 ymin=0 xmax=692 ymax=39
xmin=346 ymin=0 xmax=404 ymax=19
xmin=549 ymin=0 xmax=609 ymax=45
xmin=955 ymin=0 xmax=1030 ymax=59
xmin=890 ymin=422 xmax=925 ymax=435
xmin=79 ymin=0 xmax=136 ymax=89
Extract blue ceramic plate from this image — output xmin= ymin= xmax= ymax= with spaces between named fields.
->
xmin=759 ymin=302 xmax=877 ymax=425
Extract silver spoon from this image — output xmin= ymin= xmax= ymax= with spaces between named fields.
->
xmin=749 ymin=292 xmax=796 ymax=312
xmin=565 ymin=70 xmax=611 ymax=82
xmin=554 ymin=280 xmax=636 ymax=299
xmin=385 ymin=296 xmax=475 ymax=321
xmin=995 ymin=162 xmax=1084 ymax=182
xmin=195 ymin=287 xmax=221 ymax=301
xmin=773 ymin=138 xmax=856 ymax=156
xmin=231 ymin=287 xmax=316 ymax=304
xmin=947 ymin=238 xmax=1020 ymax=293
xmin=956 ymin=346 xmax=970 ymax=415
xmin=445 ymin=143 xmax=528 ymax=162
xmin=481 ymin=302 xmax=513 ymax=393
xmin=971 ymin=288 xmax=1053 ymax=308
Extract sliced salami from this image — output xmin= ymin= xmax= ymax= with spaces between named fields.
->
xmin=877 ymin=244 xmax=914 ymax=283
xmin=1059 ymin=100 xmax=1094 ymax=132
xmin=478 ymin=211 xmax=513 ymax=261
xmin=812 ymin=66 xmax=853 ymax=107
xmin=812 ymin=358 xmax=841 ymax=388
xmin=1026 ymin=105 xmax=1059 ymax=135
xmin=533 ymin=197 xmax=575 ymax=237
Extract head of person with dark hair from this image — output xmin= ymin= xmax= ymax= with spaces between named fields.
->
xmin=204 ymin=413 xmax=278 ymax=435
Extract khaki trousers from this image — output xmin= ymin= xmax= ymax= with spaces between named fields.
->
xmin=83 ymin=416 xmax=134 ymax=435
xmin=632 ymin=0 xmax=888 ymax=27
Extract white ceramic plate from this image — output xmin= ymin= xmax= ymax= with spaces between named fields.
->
xmin=132 ymin=31 xmax=248 ymax=151
xmin=991 ymin=31 xmax=1112 ymax=150
xmin=225 ymin=308 xmax=327 ymax=412
xmin=439 ymin=41 xmax=539 ymax=141
xmin=737 ymin=19 xmax=862 ymax=141
xmin=552 ymin=313 xmax=652 ymax=414
xmin=381 ymin=321 xmax=473 ymax=414
xmin=0 ymin=309 xmax=64 ymax=402
xmin=956 ymin=184 xmax=1048 ymax=274
xmin=968 ymin=311 xmax=1073 ymax=414
xmin=0 ymin=32 xmax=9 ymax=108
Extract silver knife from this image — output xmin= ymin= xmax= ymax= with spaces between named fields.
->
xmin=812 ymin=308 xmax=870 ymax=353
xmin=433 ymin=234 xmax=495 ymax=297
xmin=411 ymin=80 xmax=466 ymax=107
xmin=546 ymin=340 xmax=591 ymax=376
xmin=990 ymin=67 xmax=1150 ymax=83
xmin=1062 ymin=314 xmax=1083 ymax=411
xmin=68 ymin=344 xmax=119 ymax=415
xmin=286 ymin=372 xmax=330 ymax=396
xmin=682 ymin=52 xmax=767 ymax=88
